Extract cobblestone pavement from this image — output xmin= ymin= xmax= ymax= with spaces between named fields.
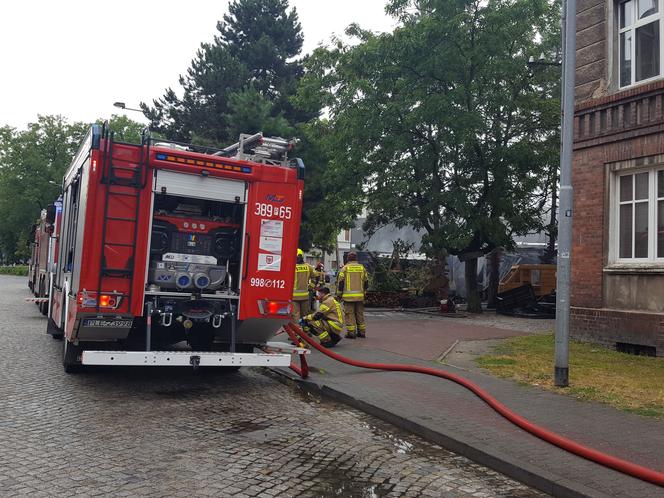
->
xmin=0 ymin=276 xmax=546 ymax=497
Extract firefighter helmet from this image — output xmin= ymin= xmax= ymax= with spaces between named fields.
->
xmin=297 ymin=248 xmax=304 ymax=258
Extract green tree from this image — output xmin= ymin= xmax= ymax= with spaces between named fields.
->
xmin=142 ymin=0 xmax=341 ymax=251
xmin=0 ymin=116 xmax=87 ymax=262
xmin=224 ymin=87 xmax=294 ymax=139
xmin=293 ymin=119 xmax=365 ymax=253
xmin=102 ymin=114 xmax=148 ymax=143
xmin=0 ymin=114 xmax=146 ymax=263
xmin=297 ymin=0 xmax=561 ymax=311
xmin=142 ymin=0 xmax=307 ymax=144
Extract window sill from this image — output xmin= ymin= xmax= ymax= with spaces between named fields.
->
xmin=618 ymin=74 xmax=664 ymax=92
xmin=603 ymin=264 xmax=664 ymax=274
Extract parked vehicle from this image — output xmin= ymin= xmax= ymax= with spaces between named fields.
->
xmin=28 ymin=200 xmax=61 ymax=315
xmin=44 ymin=124 xmax=304 ymax=372
xmin=498 ymin=264 xmax=556 ymax=297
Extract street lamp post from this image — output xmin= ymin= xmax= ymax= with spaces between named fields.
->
xmin=113 ymin=101 xmax=143 ymax=113
xmin=554 ymin=0 xmax=577 ymax=388
xmin=527 ymin=53 xmax=562 ymax=68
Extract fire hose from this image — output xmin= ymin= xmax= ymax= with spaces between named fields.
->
xmin=283 ymin=322 xmax=664 ymax=487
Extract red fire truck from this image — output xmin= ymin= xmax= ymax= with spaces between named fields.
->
xmin=28 ymin=201 xmax=62 ymax=315
xmin=45 ymin=123 xmax=304 ymax=372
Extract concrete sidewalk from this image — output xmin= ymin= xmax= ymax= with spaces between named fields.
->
xmin=272 ymin=311 xmax=663 ymax=497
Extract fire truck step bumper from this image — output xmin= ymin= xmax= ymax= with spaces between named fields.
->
xmin=81 ymin=350 xmax=291 ymax=367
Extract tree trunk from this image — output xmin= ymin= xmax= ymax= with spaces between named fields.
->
xmin=465 ymin=257 xmax=482 ymax=313
xmin=422 ymin=253 xmax=449 ymax=300
xmin=486 ymin=248 xmax=501 ymax=309
xmin=335 ymin=236 xmax=340 ymax=270
xmin=541 ymin=169 xmax=558 ymax=264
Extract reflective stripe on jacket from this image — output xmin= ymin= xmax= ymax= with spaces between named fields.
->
xmin=306 ymin=294 xmax=344 ymax=331
xmin=337 ymin=262 xmax=368 ymax=301
xmin=293 ymin=263 xmax=314 ymax=300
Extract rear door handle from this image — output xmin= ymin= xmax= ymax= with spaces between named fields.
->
xmin=242 ymin=233 xmax=250 ymax=279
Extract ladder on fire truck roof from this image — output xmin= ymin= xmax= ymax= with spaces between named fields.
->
xmin=96 ymin=124 xmax=149 ymax=312
xmin=150 ymin=132 xmax=301 ymax=168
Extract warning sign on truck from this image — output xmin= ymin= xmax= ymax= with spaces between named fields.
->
xmin=260 ymin=219 xmax=283 ymax=238
xmin=259 ymin=236 xmax=282 ymax=254
xmin=257 ymin=253 xmax=282 ymax=272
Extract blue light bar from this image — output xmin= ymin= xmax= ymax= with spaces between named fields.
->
xmin=156 ymin=153 xmax=167 ymax=160
xmin=242 ymin=167 xmax=252 ymax=173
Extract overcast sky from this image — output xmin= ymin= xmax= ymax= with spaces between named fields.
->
xmin=0 ymin=1 xmax=395 ymax=129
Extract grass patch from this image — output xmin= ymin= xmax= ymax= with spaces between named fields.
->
xmin=0 ymin=265 xmax=28 ymax=276
xmin=476 ymin=333 xmax=664 ymax=419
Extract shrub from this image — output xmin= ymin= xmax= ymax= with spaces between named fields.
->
xmin=0 ymin=265 xmax=29 ymax=276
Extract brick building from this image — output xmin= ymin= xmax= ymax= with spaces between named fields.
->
xmin=572 ymin=0 xmax=664 ymax=355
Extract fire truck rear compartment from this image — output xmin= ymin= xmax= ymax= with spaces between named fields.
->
xmin=147 ymin=192 xmax=243 ymax=293
xmin=143 ymin=186 xmax=245 ymax=350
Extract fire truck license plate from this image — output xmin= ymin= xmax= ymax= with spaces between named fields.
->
xmin=82 ymin=318 xmax=133 ymax=328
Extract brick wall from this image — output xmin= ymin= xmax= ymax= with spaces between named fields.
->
xmin=571 ymin=146 xmax=605 ymax=309
xmin=572 ymin=83 xmax=664 ymax=353
xmin=572 ymin=121 xmax=664 ymax=305
xmin=571 ymin=1 xmax=664 ymax=354
xmin=571 ymin=307 xmax=664 ymax=355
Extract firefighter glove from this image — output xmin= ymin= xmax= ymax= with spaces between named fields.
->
xmin=313 ymin=311 xmax=324 ymax=320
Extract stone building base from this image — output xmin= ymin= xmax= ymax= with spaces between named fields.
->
xmin=570 ymin=307 xmax=664 ymax=357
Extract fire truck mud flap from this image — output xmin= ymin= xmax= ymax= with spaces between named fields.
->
xmin=80 ymin=350 xmax=291 ymax=367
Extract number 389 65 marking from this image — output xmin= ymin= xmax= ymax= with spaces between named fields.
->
xmin=254 ymin=203 xmax=292 ymax=219
xmin=250 ymin=278 xmax=286 ymax=288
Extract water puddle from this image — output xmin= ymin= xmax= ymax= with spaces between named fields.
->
xmin=360 ymin=421 xmax=417 ymax=455
xmin=306 ymin=472 xmax=394 ymax=497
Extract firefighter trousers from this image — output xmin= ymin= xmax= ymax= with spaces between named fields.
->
xmin=292 ymin=299 xmax=311 ymax=331
xmin=308 ymin=319 xmax=342 ymax=346
xmin=343 ymin=301 xmax=366 ymax=337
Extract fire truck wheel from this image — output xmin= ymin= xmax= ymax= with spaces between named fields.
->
xmin=47 ymin=318 xmax=63 ymax=340
xmin=38 ymin=279 xmax=48 ymax=316
xmin=62 ymin=339 xmax=81 ymax=373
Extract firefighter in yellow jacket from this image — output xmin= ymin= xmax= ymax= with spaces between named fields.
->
xmin=336 ymin=251 xmax=369 ymax=338
xmin=301 ymin=286 xmax=343 ymax=347
xmin=292 ymin=248 xmax=314 ymax=333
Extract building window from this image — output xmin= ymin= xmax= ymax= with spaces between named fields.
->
xmin=615 ymin=168 xmax=664 ymax=260
xmin=619 ymin=0 xmax=662 ymax=88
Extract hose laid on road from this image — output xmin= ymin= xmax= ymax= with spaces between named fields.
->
xmin=285 ymin=322 xmax=664 ymax=487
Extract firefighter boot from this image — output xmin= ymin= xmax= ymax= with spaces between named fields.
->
xmin=329 ymin=331 xmax=342 ymax=347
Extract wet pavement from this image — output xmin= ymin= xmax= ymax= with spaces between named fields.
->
xmin=0 ymin=275 xmax=546 ymax=497
xmin=278 ymin=311 xmax=664 ymax=497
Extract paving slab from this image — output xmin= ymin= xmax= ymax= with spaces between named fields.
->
xmin=273 ymin=312 xmax=664 ymax=497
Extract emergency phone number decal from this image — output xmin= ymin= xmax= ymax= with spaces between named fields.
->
xmin=249 ymin=277 xmax=286 ymax=288
xmin=254 ymin=202 xmax=292 ymax=219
